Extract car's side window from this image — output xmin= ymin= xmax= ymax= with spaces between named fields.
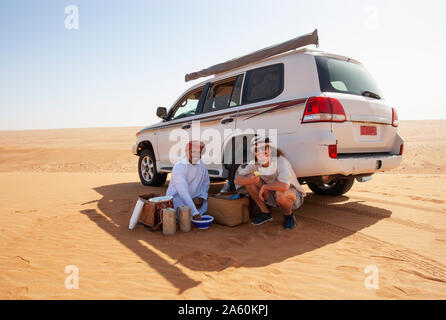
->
xmin=170 ymin=88 xmax=203 ymax=120
xmin=202 ymin=75 xmax=243 ymax=113
xmin=242 ymin=63 xmax=284 ymax=105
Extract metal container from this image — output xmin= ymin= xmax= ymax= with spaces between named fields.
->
xmin=178 ymin=206 xmax=191 ymax=233
xmin=162 ymin=208 xmax=176 ymax=236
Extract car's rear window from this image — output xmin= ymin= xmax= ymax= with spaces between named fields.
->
xmin=315 ymin=56 xmax=383 ymax=98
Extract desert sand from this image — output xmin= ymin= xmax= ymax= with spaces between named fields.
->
xmin=0 ymin=120 xmax=445 ymax=299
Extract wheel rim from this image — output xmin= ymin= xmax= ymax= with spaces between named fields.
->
xmin=316 ymin=181 xmax=337 ymax=190
xmin=141 ymin=155 xmax=154 ymax=182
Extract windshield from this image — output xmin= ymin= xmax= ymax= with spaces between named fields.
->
xmin=315 ymin=56 xmax=383 ymax=99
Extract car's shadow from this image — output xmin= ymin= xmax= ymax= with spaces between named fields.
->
xmin=80 ymin=180 xmax=392 ymax=293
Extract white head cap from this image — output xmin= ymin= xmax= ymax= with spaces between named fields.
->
xmin=250 ymin=134 xmax=275 ymax=153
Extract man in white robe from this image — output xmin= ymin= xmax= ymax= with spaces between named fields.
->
xmin=166 ymin=140 xmax=210 ymax=220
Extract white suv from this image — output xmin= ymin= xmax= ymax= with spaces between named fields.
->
xmin=132 ymin=47 xmax=403 ymax=196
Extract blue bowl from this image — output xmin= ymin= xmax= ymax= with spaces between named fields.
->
xmin=191 ymin=215 xmax=214 ymax=230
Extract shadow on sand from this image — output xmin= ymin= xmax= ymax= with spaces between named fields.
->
xmin=80 ymin=181 xmax=391 ymax=293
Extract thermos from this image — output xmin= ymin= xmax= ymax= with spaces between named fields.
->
xmin=178 ymin=206 xmax=191 ymax=232
xmin=129 ymin=198 xmax=145 ymax=230
xmin=162 ymin=208 xmax=176 ymax=236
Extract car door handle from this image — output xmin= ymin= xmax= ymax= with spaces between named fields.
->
xmin=181 ymin=124 xmax=191 ymax=129
xmin=221 ymin=117 xmax=234 ymax=124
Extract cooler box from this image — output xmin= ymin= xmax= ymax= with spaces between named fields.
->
xmin=138 ymin=193 xmax=173 ymax=230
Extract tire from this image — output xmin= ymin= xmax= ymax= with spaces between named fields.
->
xmin=138 ymin=149 xmax=167 ymax=186
xmin=307 ymin=177 xmax=355 ymax=196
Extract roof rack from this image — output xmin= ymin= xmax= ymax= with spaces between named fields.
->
xmin=185 ymin=29 xmax=319 ymax=82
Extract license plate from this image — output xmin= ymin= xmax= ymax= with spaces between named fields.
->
xmin=360 ymin=125 xmax=377 ymax=135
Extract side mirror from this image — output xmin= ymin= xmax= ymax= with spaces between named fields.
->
xmin=156 ymin=107 xmax=168 ymax=120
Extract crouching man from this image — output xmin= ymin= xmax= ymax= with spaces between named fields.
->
xmin=234 ymin=135 xmax=306 ymax=230
xmin=166 ymin=140 xmax=210 ymax=221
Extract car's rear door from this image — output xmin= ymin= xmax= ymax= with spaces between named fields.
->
xmin=191 ymin=75 xmax=243 ymax=176
xmin=315 ymin=55 xmax=398 ymax=154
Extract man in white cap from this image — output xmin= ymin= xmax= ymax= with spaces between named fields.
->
xmin=166 ymin=140 xmax=210 ymax=221
xmin=234 ymin=135 xmax=306 ymax=229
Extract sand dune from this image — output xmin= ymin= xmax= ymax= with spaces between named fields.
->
xmin=0 ymin=121 xmax=445 ymax=299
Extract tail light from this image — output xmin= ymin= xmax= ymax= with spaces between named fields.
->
xmin=399 ymin=144 xmax=404 ymax=155
xmin=136 ymin=130 xmax=142 ymax=137
xmin=392 ymin=108 xmax=399 ymax=127
xmin=328 ymin=144 xmax=337 ymax=159
xmin=302 ymin=97 xmax=346 ymax=123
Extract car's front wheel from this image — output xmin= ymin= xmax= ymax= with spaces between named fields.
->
xmin=307 ymin=177 xmax=355 ymax=196
xmin=138 ymin=149 xmax=167 ymax=186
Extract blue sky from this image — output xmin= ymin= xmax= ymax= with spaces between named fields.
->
xmin=1 ymin=0 xmax=445 ymax=130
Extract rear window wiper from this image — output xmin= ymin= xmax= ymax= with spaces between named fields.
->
xmin=362 ymin=90 xmax=381 ymax=99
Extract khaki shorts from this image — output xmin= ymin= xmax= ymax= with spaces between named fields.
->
xmin=265 ymin=187 xmax=304 ymax=210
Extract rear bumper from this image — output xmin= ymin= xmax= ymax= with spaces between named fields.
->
xmin=293 ymin=148 xmax=403 ymax=177
xmin=282 ymin=127 xmax=404 ymax=177
xmin=332 ymin=153 xmax=402 ymax=175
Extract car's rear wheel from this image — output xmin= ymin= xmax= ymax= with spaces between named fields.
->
xmin=138 ymin=149 xmax=167 ymax=186
xmin=307 ymin=177 xmax=355 ymax=196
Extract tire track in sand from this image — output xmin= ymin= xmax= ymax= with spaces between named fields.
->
xmin=296 ymin=212 xmax=446 ymax=284
xmin=348 ymin=192 xmax=444 ymax=214
xmin=304 ymin=197 xmax=444 ymax=234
